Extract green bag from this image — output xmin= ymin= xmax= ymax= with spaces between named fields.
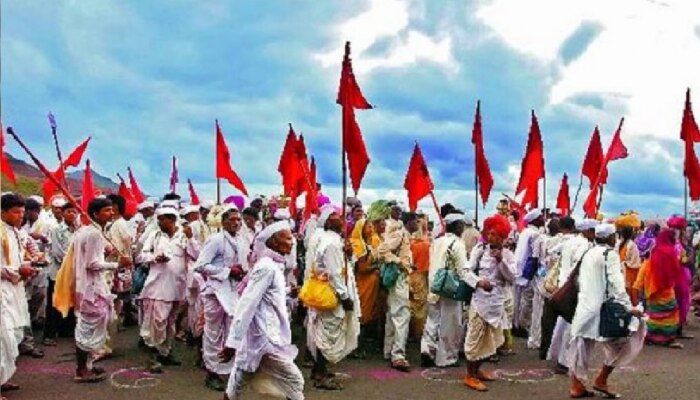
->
xmin=379 ymin=262 xmax=401 ymax=289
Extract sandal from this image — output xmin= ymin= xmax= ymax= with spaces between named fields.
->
xmin=74 ymin=370 xmax=106 ymax=383
xmin=667 ymin=342 xmax=684 ymax=349
xmin=42 ymin=338 xmax=58 ymax=347
xmin=313 ymin=376 xmax=343 ymax=390
xmin=0 ymin=382 xmax=20 ymax=391
xmin=463 ymin=376 xmax=488 ymax=392
xmin=593 ymin=386 xmax=621 ymax=399
xmin=390 ymin=359 xmax=411 ymax=373
xmin=476 ymin=370 xmax=496 ymax=382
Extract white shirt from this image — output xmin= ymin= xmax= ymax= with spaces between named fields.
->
xmin=465 ymin=243 xmax=517 ymax=329
xmin=313 ymin=230 xmax=349 ymax=301
xmin=555 ymin=235 xmax=591 ymax=288
xmin=513 ymin=225 xmax=543 ymax=285
xmin=138 ymin=228 xmax=200 ymax=302
xmin=73 ymin=225 xmax=118 ymax=306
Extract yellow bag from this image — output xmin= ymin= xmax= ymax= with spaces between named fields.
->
xmin=298 ymin=266 xmax=338 ymax=311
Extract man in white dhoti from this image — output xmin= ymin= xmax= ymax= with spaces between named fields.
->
xmin=421 ymin=213 xmax=471 ymax=368
xmin=1 ymin=194 xmax=39 ymax=393
xmin=547 ymin=218 xmax=597 ymax=373
xmin=305 ymin=210 xmax=359 ymax=390
xmin=73 ymin=197 xmax=132 ymax=382
xmin=194 ymin=206 xmax=250 ymax=391
xmin=137 ymin=207 xmax=200 ymax=372
xmin=566 ymin=224 xmax=645 ymax=399
xmin=221 ymin=221 xmax=305 ymax=400
xmin=378 ymin=202 xmax=413 ymax=372
xmin=512 ymin=209 xmax=545 ymax=339
xmin=462 ymin=215 xmax=516 ymax=392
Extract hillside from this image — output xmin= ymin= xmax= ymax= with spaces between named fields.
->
xmin=2 ymin=152 xmax=119 ymax=197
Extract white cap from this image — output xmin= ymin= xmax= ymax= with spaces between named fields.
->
xmin=29 ymin=195 xmax=44 ymax=206
xmin=161 ymin=199 xmax=180 ymax=209
xmin=524 ymin=209 xmax=543 ymax=223
xmin=444 ymin=213 xmax=467 ymax=224
xmin=576 ymin=218 xmax=599 ymax=231
xmin=180 ymin=205 xmax=200 ymax=217
xmin=138 ymin=201 xmax=155 ymax=211
xmin=257 ymin=220 xmax=291 ymax=245
xmin=595 ymin=223 xmax=616 ymax=239
xmin=274 ymin=208 xmax=291 ymax=220
xmin=156 ymin=207 xmax=179 ymax=218
xmin=318 ymin=205 xmax=336 ymax=228
xmin=50 ymin=197 xmax=67 ymax=207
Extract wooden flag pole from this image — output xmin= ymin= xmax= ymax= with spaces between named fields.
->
xmin=429 ymin=191 xmax=445 ymax=231
xmin=341 ymin=107 xmax=348 ymax=235
xmin=7 ymin=126 xmax=125 ymax=257
xmin=596 ymin=185 xmax=605 ymax=215
xmin=49 ymin=117 xmax=71 ymax=193
xmin=216 ymin=179 xmax=221 ymax=205
xmin=474 ymin=151 xmax=479 ymax=228
xmin=685 ymin=176 xmax=689 ymax=220
xmin=571 ymin=174 xmax=584 ymax=212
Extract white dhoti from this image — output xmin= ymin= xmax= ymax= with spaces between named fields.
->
xmin=548 ymin=317 xmax=572 ymax=365
xmin=0 ymin=326 xmax=20 ymax=385
xmin=226 ymin=352 xmax=305 ymax=400
xmin=527 ymin=276 xmax=546 ymax=349
xmin=139 ymin=299 xmax=179 ymax=356
xmin=421 ymin=298 xmax=463 ymax=367
xmin=513 ymin=281 xmax=534 ymax=330
xmin=567 ymin=320 xmax=647 ymax=382
xmin=307 ymin=306 xmax=360 ymax=364
xmin=75 ymin=294 xmax=114 ymax=353
xmin=383 ymin=274 xmax=410 ymax=362
xmin=202 ymin=293 xmax=234 ymax=374
xmin=187 ymin=273 xmax=205 ymax=337
xmin=464 ymin=308 xmax=505 ymax=362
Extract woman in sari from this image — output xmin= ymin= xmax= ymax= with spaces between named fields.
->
xmin=633 ymin=229 xmax=683 ymax=348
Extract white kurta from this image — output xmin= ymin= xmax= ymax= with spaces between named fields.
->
xmin=190 ymin=219 xmax=213 ymax=246
xmin=73 ymin=225 xmax=118 ymax=352
xmin=1 ymin=222 xmax=28 ymax=384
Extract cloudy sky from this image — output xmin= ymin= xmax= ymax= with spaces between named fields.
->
xmin=2 ymin=0 xmax=700 ymax=218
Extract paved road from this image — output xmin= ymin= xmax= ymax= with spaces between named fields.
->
xmin=5 ymin=316 xmax=700 ymax=400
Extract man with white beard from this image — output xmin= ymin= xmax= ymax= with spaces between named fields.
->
xmin=194 ymin=206 xmax=250 ymax=391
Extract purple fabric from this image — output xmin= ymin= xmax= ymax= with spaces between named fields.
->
xmin=317 ymin=194 xmax=330 ymax=207
xmin=636 ymin=225 xmax=659 ymax=259
xmin=224 ymin=195 xmax=245 ymax=210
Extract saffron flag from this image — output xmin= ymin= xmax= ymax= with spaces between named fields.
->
xmin=404 ymin=142 xmax=434 ymax=212
xmin=215 ymin=120 xmax=248 ymax=196
xmin=556 ymin=173 xmax=570 ymax=216
xmin=337 ymin=42 xmax=372 ymax=194
xmin=581 ymin=126 xmax=604 ymax=187
xmin=681 ymin=89 xmax=700 ymax=200
xmin=304 ymin=157 xmax=319 ymax=219
xmin=80 ymin=160 xmax=95 ymax=225
xmin=128 ymin=167 xmax=146 ymax=203
xmin=0 ymin=125 xmax=16 ymax=185
xmin=188 ymin=179 xmax=201 ymax=205
xmin=42 ymin=137 xmax=91 ymax=202
xmin=515 ymin=110 xmax=545 ymax=209
xmin=471 ymin=101 xmax=494 ymax=205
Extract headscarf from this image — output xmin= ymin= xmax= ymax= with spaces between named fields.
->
xmin=350 ymin=218 xmax=380 ymax=259
xmin=636 ymin=223 xmax=660 ymax=259
xmin=667 ymin=215 xmax=688 ymax=230
xmin=482 ymin=214 xmax=510 ymax=239
xmin=646 ymin=229 xmax=681 ymax=295
xmin=615 ymin=213 xmax=641 ymax=230
xmin=367 ymin=200 xmax=390 ymax=222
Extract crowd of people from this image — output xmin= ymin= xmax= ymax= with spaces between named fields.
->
xmin=1 ymin=190 xmax=698 ymax=399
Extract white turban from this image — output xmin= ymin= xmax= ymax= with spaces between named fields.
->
xmin=444 ymin=213 xmax=467 ymax=224
xmin=161 ymin=199 xmax=180 ymax=210
xmin=273 ymin=208 xmax=291 ymax=220
xmin=595 ymin=223 xmax=616 ymax=239
xmin=156 ymin=207 xmax=179 ymax=218
xmin=576 ymin=218 xmax=599 ymax=231
xmin=180 ymin=205 xmax=200 ymax=217
xmin=29 ymin=195 xmax=44 ymax=206
xmin=50 ymin=197 xmax=67 ymax=208
xmin=318 ymin=205 xmax=336 ymax=228
xmin=138 ymin=201 xmax=155 ymax=211
xmin=524 ymin=208 xmax=543 ymax=223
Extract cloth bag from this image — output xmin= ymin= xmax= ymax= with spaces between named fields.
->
xmin=379 ymin=262 xmax=400 ymax=289
xmin=299 ymin=265 xmax=338 ymax=311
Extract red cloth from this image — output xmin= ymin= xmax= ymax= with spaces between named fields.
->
xmin=128 ymin=167 xmax=146 ymax=203
xmin=188 ymin=179 xmax=200 ymax=205
xmin=42 ymin=137 xmax=91 ymax=202
xmin=472 ymin=101 xmax=494 ymax=205
xmin=118 ymin=180 xmax=138 ymax=219
xmin=515 ymin=110 xmax=545 ymax=209
xmin=216 ymin=120 xmax=248 ymax=196
xmin=483 ymin=214 xmax=510 ymax=239
xmin=303 ymin=157 xmax=319 ymax=220
xmin=278 ymin=125 xmax=302 ymax=195
xmin=581 ymin=126 xmax=605 ymax=187
xmin=556 ymin=173 xmax=570 ymax=216
xmin=80 ymin=160 xmax=95 ymax=225
xmin=649 ymin=229 xmax=681 ymax=294
xmin=0 ymin=126 xmax=16 ymax=185
xmin=681 ymin=88 xmax=700 ymax=142
xmin=404 ymin=142 xmax=434 ymax=212
xmin=337 ymin=42 xmax=372 ymax=194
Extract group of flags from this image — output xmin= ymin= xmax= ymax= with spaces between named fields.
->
xmin=3 ymin=42 xmax=700 ymax=222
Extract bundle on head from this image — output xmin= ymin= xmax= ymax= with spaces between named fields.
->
xmin=367 ymin=200 xmax=390 ymax=222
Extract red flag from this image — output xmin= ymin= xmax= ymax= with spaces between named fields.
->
xmin=304 ymin=157 xmax=319 ymax=220
xmin=80 ymin=160 xmax=95 ymax=224
xmin=128 ymin=167 xmax=146 ymax=203
xmin=278 ymin=125 xmax=302 ymax=195
xmin=605 ymin=119 xmax=628 ymax=162
xmin=188 ymin=179 xmax=201 ymax=205
xmin=118 ymin=177 xmax=138 ymax=219
xmin=582 ymin=183 xmax=599 ymax=218
xmin=471 ymin=101 xmax=494 ymax=205
xmin=681 ymin=89 xmax=700 ymax=200
xmin=295 ymin=134 xmax=311 ymax=194
xmin=216 ymin=120 xmax=248 ymax=196
xmin=0 ymin=125 xmax=16 ymax=185
xmin=337 ymin=42 xmax=372 ymax=194
xmin=515 ymin=110 xmax=545 ymax=208
xmin=337 ymin=42 xmax=372 ymax=109
xmin=581 ymin=126 xmax=604 ymax=187
xmin=556 ymin=173 xmax=570 ymax=216
xmin=404 ymin=142 xmax=434 ymax=212
xmin=681 ymin=88 xmax=700 ymax=142
xmin=43 ymin=137 xmax=91 ymax=202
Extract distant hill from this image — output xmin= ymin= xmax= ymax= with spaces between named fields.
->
xmin=2 ymin=152 xmax=119 ymax=197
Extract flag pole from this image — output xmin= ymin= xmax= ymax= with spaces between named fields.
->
xmin=571 ymin=174 xmax=584 ymax=212
xmin=474 ymin=164 xmax=479 ymax=228
xmin=341 ymin=107 xmax=348 ymax=234
xmin=48 ymin=115 xmax=71 ymax=194
xmin=216 ymin=179 xmax=221 ymax=205
xmin=6 ymin=126 xmax=126 ymax=257
xmin=429 ymin=191 xmax=445 ymax=230
xmin=597 ymin=185 xmax=605 ymax=215
xmin=685 ymin=176 xmax=689 ymax=220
